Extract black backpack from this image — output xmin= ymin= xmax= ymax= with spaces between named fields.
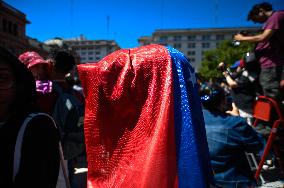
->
xmin=52 ymin=83 xmax=85 ymax=160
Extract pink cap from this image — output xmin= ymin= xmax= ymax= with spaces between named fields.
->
xmin=18 ymin=51 xmax=49 ymax=69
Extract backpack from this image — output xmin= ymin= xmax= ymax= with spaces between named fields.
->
xmin=52 ymin=83 xmax=85 ymax=160
xmin=13 ymin=113 xmax=71 ymax=188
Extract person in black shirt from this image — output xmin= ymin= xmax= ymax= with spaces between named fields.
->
xmin=0 ymin=47 xmax=60 ymax=188
xmin=219 ymin=59 xmax=259 ymax=125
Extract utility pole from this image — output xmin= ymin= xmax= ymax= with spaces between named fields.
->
xmin=161 ymin=0 xmax=164 ymax=28
xmin=70 ymin=0 xmax=74 ymax=36
xmin=107 ymin=15 xmax=110 ymax=39
xmin=214 ymin=0 xmax=219 ymax=25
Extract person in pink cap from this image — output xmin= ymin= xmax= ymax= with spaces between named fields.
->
xmin=19 ymin=51 xmax=53 ymax=94
xmin=18 ymin=51 xmax=56 ymax=115
xmin=19 ymin=51 xmax=51 ymax=80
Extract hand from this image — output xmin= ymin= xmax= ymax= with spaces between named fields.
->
xmin=217 ymin=62 xmax=226 ymax=72
xmin=234 ymin=34 xmax=244 ymax=41
xmin=74 ymin=168 xmax=88 ymax=174
xmin=226 ymin=110 xmax=239 ymax=116
xmin=226 ymin=103 xmax=239 ymax=116
xmin=280 ymin=80 xmax=284 ymax=89
xmin=222 ymin=71 xmax=229 ymax=77
xmin=218 ymin=62 xmax=225 ymax=67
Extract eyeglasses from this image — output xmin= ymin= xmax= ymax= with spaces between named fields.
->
xmin=0 ymin=74 xmax=15 ymax=90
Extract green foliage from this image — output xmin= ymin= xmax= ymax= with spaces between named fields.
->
xmin=198 ymin=40 xmax=255 ymax=80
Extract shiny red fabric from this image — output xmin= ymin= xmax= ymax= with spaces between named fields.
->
xmin=78 ymin=44 xmax=178 ymax=188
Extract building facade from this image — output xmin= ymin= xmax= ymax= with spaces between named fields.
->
xmin=0 ymin=0 xmax=29 ymax=55
xmin=62 ymin=35 xmax=121 ymax=64
xmin=138 ymin=27 xmax=260 ymax=70
xmin=0 ymin=1 xmax=51 ymax=57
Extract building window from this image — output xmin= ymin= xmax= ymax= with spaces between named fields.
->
xmin=187 ymin=51 xmax=195 ymax=56
xmin=81 ymin=52 xmax=86 ymax=55
xmin=216 ymin=34 xmax=224 ymax=40
xmin=95 ymin=51 xmax=100 ymax=55
xmin=202 ymin=35 xmax=210 ymax=40
xmin=8 ymin=21 xmax=12 ymax=34
xmin=96 ymin=57 xmax=100 ymax=60
xmin=88 ymin=47 xmax=93 ymax=50
xmin=88 ymin=57 xmax=93 ymax=60
xmin=202 ymin=43 xmax=210 ymax=48
xmin=88 ymin=51 xmax=93 ymax=55
xmin=187 ymin=35 xmax=196 ymax=41
xmin=159 ymin=36 xmax=168 ymax=42
xmin=2 ymin=19 xmax=7 ymax=32
xmin=173 ymin=43 xmax=181 ymax=49
xmin=188 ymin=43 xmax=196 ymax=48
xmin=107 ymin=46 xmax=113 ymax=52
xmin=173 ymin=36 xmax=182 ymax=41
xmin=189 ymin=58 xmax=195 ymax=62
xmin=95 ymin=46 xmax=100 ymax=50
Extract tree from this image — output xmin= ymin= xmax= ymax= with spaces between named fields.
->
xmin=198 ymin=40 xmax=255 ymax=80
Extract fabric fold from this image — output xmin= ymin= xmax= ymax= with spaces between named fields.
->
xmin=78 ymin=44 xmax=177 ymax=188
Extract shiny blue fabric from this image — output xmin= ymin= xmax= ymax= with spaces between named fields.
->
xmin=167 ymin=46 xmax=214 ymax=188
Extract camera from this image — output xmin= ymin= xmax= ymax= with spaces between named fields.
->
xmin=217 ymin=62 xmax=233 ymax=75
xmin=232 ymin=31 xmax=249 ymax=46
xmin=232 ymin=40 xmax=241 ymax=46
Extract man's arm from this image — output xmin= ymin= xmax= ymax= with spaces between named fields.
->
xmin=234 ymin=29 xmax=275 ymax=42
xmin=223 ymin=71 xmax=238 ymax=88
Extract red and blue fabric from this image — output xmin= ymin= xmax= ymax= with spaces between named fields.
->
xmin=78 ymin=44 xmax=214 ymax=188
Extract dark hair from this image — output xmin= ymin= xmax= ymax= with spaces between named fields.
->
xmin=0 ymin=47 xmax=36 ymax=112
xmin=199 ymin=84 xmax=226 ymax=113
xmin=247 ymin=2 xmax=273 ymax=21
xmin=49 ymin=50 xmax=75 ymax=74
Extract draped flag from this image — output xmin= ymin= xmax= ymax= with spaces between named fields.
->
xmin=78 ymin=44 xmax=214 ymax=188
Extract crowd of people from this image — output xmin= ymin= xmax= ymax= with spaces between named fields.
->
xmin=198 ymin=2 xmax=284 ymax=187
xmin=0 ymin=1 xmax=283 ymax=188
xmin=200 ymin=84 xmax=266 ymax=187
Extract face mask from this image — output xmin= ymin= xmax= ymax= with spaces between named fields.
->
xmin=36 ymin=80 xmax=53 ymax=94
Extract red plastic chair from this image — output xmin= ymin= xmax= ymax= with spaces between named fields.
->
xmin=252 ymin=96 xmax=284 ymax=182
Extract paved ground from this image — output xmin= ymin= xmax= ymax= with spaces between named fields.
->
xmin=257 ymin=168 xmax=284 ymax=187
xmin=258 ymin=181 xmax=284 ymax=188
xmin=62 ymin=162 xmax=284 ymax=188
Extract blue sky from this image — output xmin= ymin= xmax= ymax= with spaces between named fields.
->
xmin=5 ymin=0 xmax=284 ymax=48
